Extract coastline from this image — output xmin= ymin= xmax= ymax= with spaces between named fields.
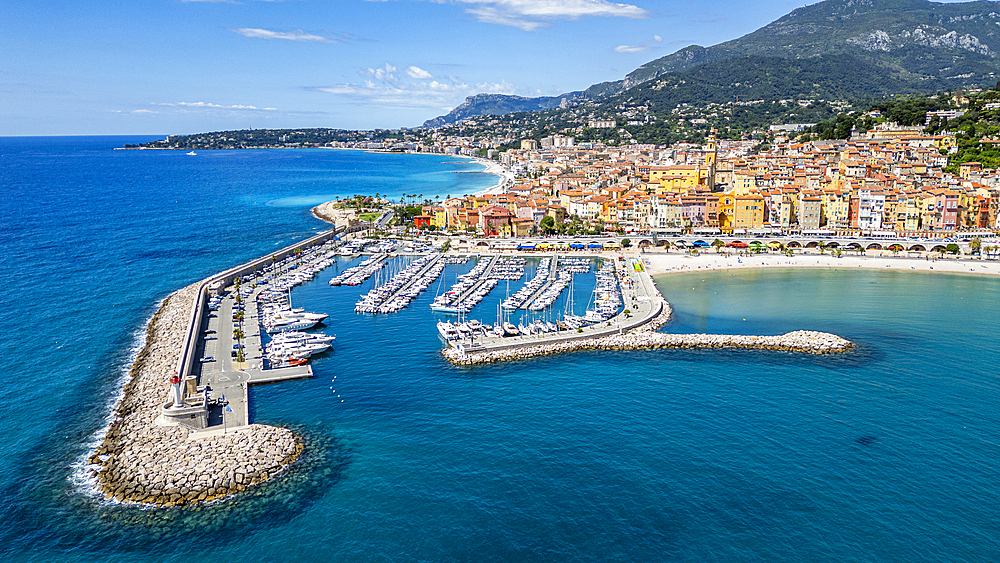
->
xmin=642 ymin=250 xmax=1000 ymax=278
xmin=85 ymin=284 xmax=302 ymax=508
xmin=312 ymin=201 xmax=339 ymax=225
xmin=452 ymin=154 xmax=511 ymax=196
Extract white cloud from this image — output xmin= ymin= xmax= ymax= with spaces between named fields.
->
xmin=362 ymin=63 xmax=399 ymax=83
xmin=231 ymin=28 xmax=336 ymax=42
xmin=407 ymin=66 xmax=433 ymax=79
xmin=131 ymin=109 xmax=158 ymax=114
xmin=152 ymin=102 xmax=279 ymax=112
xmin=314 ymin=72 xmax=526 ymax=109
xmin=475 ymin=80 xmax=519 ymax=95
xmin=369 ymin=0 xmax=649 ymax=30
xmin=467 ymin=0 xmax=648 ymax=19
xmin=464 ymin=6 xmax=546 ymax=31
xmin=315 ymin=82 xmax=460 ymax=109
xmin=315 ymin=58 xmax=527 ymax=112
xmin=614 ymin=34 xmax=662 ymax=53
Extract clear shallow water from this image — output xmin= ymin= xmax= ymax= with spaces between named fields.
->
xmin=1 ymin=137 xmax=998 ymax=562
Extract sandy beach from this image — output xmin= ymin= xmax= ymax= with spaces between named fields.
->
xmin=467 ymin=157 xmax=513 ymax=196
xmin=641 ymin=250 xmax=1000 ymax=277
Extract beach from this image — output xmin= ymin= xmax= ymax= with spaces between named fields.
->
xmin=469 ymin=157 xmax=514 ymax=196
xmin=642 ymin=249 xmax=1000 ymax=277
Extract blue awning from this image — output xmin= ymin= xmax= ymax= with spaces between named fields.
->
xmin=588 ymin=243 xmax=603 ymax=248
xmin=517 ymin=244 xmax=536 ymax=250
xmin=570 ymin=243 xmax=586 ymax=249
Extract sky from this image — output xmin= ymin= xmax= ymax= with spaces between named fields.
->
xmin=0 ymin=0 xmax=893 ymax=136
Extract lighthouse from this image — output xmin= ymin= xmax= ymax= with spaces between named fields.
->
xmin=168 ymin=372 xmax=187 ymax=409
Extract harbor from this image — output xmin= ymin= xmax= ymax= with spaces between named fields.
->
xmin=87 ymin=228 xmax=856 ymax=508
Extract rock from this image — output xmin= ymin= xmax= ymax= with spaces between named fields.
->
xmin=87 ymin=284 xmax=303 ymax=508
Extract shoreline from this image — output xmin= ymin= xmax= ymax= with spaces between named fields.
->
xmin=85 ymin=284 xmax=302 ymax=508
xmin=641 ymin=250 xmax=1000 ymax=278
xmin=312 ymin=201 xmax=339 ymax=225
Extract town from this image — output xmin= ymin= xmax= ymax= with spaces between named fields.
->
xmin=323 ymin=125 xmax=997 ymax=241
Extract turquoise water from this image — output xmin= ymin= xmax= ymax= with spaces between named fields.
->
xmin=1 ymin=137 xmax=998 ymax=561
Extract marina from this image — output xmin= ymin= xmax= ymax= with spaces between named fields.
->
xmin=85 ymin=224 xmax=859 ymax=509
xmin=355 ymin=254 xmax=445 ymax=314
xmin=156 ymin=230 xmax=861 ymax=439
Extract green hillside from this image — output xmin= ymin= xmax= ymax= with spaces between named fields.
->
xmin=586 ymin=0 xmax=1000 ymax=99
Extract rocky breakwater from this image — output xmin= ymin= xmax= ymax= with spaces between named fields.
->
xmin=444 ymin=299 xmax=852 ymax=366
xmin=86 ymin=284 xmax=302 ymax=507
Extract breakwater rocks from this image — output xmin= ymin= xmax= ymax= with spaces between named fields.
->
xmin=87 ymin=285 xmax=302 ymax=508
xmin=444 ymin=306 xmax=852 ymax=366
xmin=311 ymin=201 xmax=338 ymax=225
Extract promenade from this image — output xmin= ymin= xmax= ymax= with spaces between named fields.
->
xmin=641 ymin=249 xmax=1000 ymax=277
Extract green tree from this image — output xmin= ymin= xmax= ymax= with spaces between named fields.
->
xmin=621 ymin=238 xmax=631 ymax=248
xmin=712 ymin=239 xmax=724 ymax=253
xmin=970 ymin=236 xmax=982 ymax=255
xmin=946 ymin=243 xmax=961 ymax=255
xmin=540 ymin=215 xmax=556 ymax=234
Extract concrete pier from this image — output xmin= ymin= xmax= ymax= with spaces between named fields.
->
xmin=452 ymin=255 xmax=500 ymax=304
xmin=518 ymin=254 xmax=560 ymax=310
xmin=88 ymin=229 xmax=346 ymax=507
xmin=452 ymin=256 xmax=662 ymax=354
xmin=443 ymin=255 xmax=853 ymax=365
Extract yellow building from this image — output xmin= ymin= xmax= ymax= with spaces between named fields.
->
xmin=933 ymin=135 xmax=957 ymax=151
xmin=650 ymin=165 xmax=706 ymax=193
xmin=822 ymin=189 xmax=851 ymax=230
xmin=731 ymin=172 xmax=757 ymax=195
xmin=732 ymin=194 xmax=765 ymax=230
xmin=421 ymin=206 xmax=448 ymax=229
xmin=718 ymin=194 xmax=735 ymax=231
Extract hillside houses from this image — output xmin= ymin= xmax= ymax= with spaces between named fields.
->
xmin=413 ymin=132 xmax=1000 ymax=237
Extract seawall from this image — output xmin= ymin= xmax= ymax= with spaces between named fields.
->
xmin=443 ymin=297 xmax=853 ymax=366
xmin=86 ymin=229 xmax=346 ymax=507
xmin=87 ymin=285 xmax=302 ymax=507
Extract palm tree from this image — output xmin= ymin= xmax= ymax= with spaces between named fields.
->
xmin=970 ymin=236 xmax=982 ymax=256
xmin=712 ymin=239 xmax=724 ymax=253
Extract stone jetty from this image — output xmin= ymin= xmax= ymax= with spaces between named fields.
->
xmin=443 ymin=298 xmax=852 ymax=366
xmin=87 ymin=284 xmax=302 ymax=507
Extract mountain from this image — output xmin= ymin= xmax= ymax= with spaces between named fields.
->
xmin=421 ymin=93 xmax=579 ymax=128
xmin=421 ymin=0 xmax=1000 ymax=128
xmin=582 ymin=0 xmax=1000 ymax=99
xmin=619 ymin=54 xmax=941 ymax=110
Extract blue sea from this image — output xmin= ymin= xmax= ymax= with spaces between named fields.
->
xmin=1 ymin=136 xmax=998 ymax=562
